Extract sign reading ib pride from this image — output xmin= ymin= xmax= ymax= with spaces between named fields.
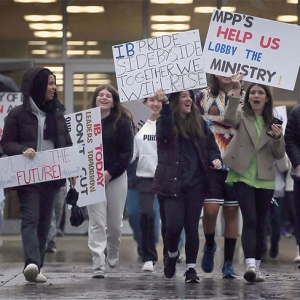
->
xmin=65 ymin=107 xmax=105 ymax=207
xmin=0 ymin=146 xmax=82 ymax=189
xmin=0 ymin=93 xmax=23 ymax=138
xmin=113 ymin=30 xmax=207 ymax=102
xmin=203 ymin=9 xmax=300 ymax=90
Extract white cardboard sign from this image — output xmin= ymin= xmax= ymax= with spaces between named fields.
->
xmin=0 ymin=93 xmax=22 ymax=138
xmin=203 ymin=9 xmax=300 ymax=90
xmin=113 ymin=30 xmax=207 ymax=102
xmin=0 ymin=146 xmax=82 ymax=188
xmin=65 ymin=107 xmax=106 ymax=207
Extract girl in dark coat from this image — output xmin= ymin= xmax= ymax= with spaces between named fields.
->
xmin=87 ymin=84 xmax=134 ymax=278
xmin=1 ymin=67 xmax=75 ymax=283
xmin=152 ymin=89 xmax=222 ymax=283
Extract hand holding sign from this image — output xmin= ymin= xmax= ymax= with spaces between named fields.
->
xmin=155 ymin=88 xmax=168 ymax=103
xmin=23 ymin=148 xmax=36 ymax=159
xmin=230 ymin=72 xmax=244 ymax=97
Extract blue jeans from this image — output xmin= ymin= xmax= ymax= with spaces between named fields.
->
xmin=125 ymin=189 xmax=160 ymax=249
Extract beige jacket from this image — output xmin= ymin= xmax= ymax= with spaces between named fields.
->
xmin=223 ymin=96 xmax=285 ymax=181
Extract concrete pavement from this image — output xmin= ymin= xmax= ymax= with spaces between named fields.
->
xmin=1 ymin=234 xmax=300 ymax=299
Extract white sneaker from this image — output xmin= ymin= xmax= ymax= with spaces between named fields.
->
xmin=294 ymin=255 xmax=300 ymax=263
xmin=92 ymin=266 xmax=105 ymax=278
xmin=35 ymin=272 xmax=47 ymax=283
xmin=142 ymin=261 xmax=154 ymax=272
xmin=23 ymin=264 xmax=39 ymax=282
xmin=243 ymin=265 xmax=256 ymax=282
xmin=106 ymin=253 xmax=119 ymax=269
xmin=254 ymin=270 xmax=265 ymax=282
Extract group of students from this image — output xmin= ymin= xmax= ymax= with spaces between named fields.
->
xmin=3 ymin=66 xmax=298 ymax=285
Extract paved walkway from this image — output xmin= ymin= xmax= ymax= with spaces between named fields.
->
xmin=0 ymin=234 xmax=300 ymax=299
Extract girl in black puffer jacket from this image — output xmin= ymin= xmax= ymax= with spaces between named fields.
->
xmin=152 ymin=88 xmax=222 ymax=283
xmin=1 ymin=67 xmax=75 ymax=283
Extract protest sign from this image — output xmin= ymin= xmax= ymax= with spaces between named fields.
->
xmin=113 ymin=30 xmax=207 ymax=102
xmin=0 ymin=146 xmax=81 ymax=189
xmin=65 ymin=107 xmax=105 ymax=207
xmin=0 ymin=92 xmax=22 ymax=138
xmin=122 ymin=100 xmax=152 ymax=133
xmin=203 ymin=9 xmax=300 ymax=90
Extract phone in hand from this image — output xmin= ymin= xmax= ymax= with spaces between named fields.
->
xmin=266 ymin=117 xmax=283 ymax=137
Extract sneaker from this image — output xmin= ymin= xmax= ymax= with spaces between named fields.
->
xmin=35 ymin=272 xmax=47 ymax=283
xmin=221 ymin=261 xmax=237 ymax=279
xmin=201 ymin=242 xmax=217 ymax=273
xmin=281 ymin=229 xmax=292 ymax=238
xmin=243 ymin=265 xmax=256 ymax=282
xmin=45 ymin=245 xmax=57 ymax=253
xmin=164 ymin=252 xmax=179 ymax=278
xmin=163 ymin=252 xmax=168 ymax=267
xmin=45 ymin=241 xmax=57 ymax=253
xmin=92 ymin=267 xmax=105 ymax=278
xmin=294 ymin=255 xmax=300 ymax=263
xmin=184 ymin=268 xmax=200 ymax=283
xmin=23 ymin=264 xmax=39 ymax=282
xmin=269 ymin=243 xmax=279 ymax=258
xmin=142 ymin=261 xmax=154 ymax=272
xmin=254 ymin=270 xmax=265 ymax=282
xmin=177 ymin=255 xmax=186 ymax=263
xmin=106 ymin=253 xmax=119 ymax=269
xmin=56 ymin=229 xmax=64 ymax=237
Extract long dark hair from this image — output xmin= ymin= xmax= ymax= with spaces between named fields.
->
xmin=168 ymin=90 xmax=205 ymax=139
xmin=209 ymin=74 xmax=244 ymax=98
xmin=243 ymin=83 xmax=274 ymax=126
xmin=91 ymin=84 xmax=135 ymax=132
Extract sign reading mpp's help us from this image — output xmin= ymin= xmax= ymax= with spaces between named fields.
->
xmin=113 ymin=30 xmax=207 ymax=102
xmin=203 ymin=9 xmax=300 ymax=90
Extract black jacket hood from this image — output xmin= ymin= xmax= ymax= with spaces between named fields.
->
xmin=21 ymin=67 xmax=58 ymax=109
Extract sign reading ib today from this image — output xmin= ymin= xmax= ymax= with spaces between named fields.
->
xmin=203 ymin=9 xmax=300 ymax=90
xmin=65 ymin=107 xmax=105 ymax=207
xmin=113 ymin=30 xmax=207 ymax=102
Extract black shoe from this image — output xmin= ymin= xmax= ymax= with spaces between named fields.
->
xmin=45 ymin=245 xmax=57 ymax=253
xmin=184 ymin=268 xmax=200 ymax=283
xmin=163 ymin=252 xmax=168 ymax=267
xmin=45 ymin=241 xmax=57 ymax=253
xmin=164 ymin=252 xmax=179 ymax=278
xmin=270 ymin=243 xmax=279 ymax=258
xmin=56 ymin=229 xmax=64 ymax=237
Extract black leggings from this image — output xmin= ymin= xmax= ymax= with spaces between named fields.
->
xmin=233 ymin=182 xmax=273 ymax=260
xmin=159 ymin=184 xmax=206 ymax=264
